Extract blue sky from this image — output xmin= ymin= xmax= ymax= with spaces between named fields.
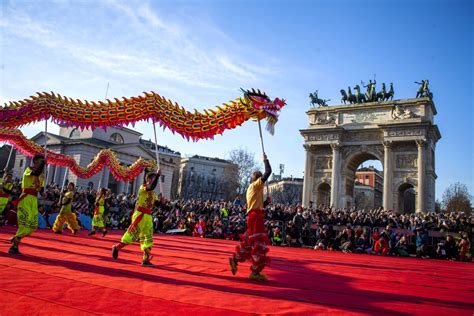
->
xmin=1 ymin=0 xmax=473 ymax=199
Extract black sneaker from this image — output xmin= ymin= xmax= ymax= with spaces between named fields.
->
xmin=229 ymin=257 xmax=238 ymax=275
xmin=88 ymin=231 xmax=96 ymax=236
xmin=141 ymin=260 xmax=155 ymax=267
xmin=102 ymin=230 xmax=108 ymax=237
xmin=112 ymin=245 xmax=119 ymax=260
xmin=72 ymin=229 xmax=78 ymax=235
xmin=8 ymin=246 xmax=21 ymax=255
xmin=54 ymin=230 xmax=62 ymax=234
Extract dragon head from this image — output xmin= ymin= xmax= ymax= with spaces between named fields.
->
xmin=240 ymin=88 xmax=286 ymax=135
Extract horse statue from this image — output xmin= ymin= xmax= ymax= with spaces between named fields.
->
xmin=376 ymin=83 xmax=387 ymax=102
xmin=415 ymin=80 xmax=432 ymax=99
xmin=385 ymin=82 xmax=395 ymax=101
xmin=341 ymin=87 xmax=356 ymax=104
xmin=309 ymin=91 xmax=330 ymax=107
xmin=353 ymin=85 xmax=366 ymax=103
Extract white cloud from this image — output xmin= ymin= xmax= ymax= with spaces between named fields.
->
xmin=1 ymin=2 xmax=277 ymax=92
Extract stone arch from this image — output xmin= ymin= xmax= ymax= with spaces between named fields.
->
xmin=315 ymin=181 xmax=331 ymax=208
xmin=341 ymin=148 xmax=384 ymax=209
xmin=394 ymin=179 xmax=417 ymax=213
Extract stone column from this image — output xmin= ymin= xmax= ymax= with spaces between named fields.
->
xmin=383 ymin=141 xmax=393 ymax=210
xmin=46 ymin=165 xmax=55 ymax=185
xmin=302 ymin=145 xmax=312 ymax=207
xmin=135 ymin=171 xmax=145 ymax=194
xmin=100 ymin=167 xmax=110 ymax=189
xmin=117 ymin=181 xmax=125 ymax=194
xmin=53 ymin=165 xmax=62 ymax=185
xmin=416 ymin=140 xmax=426 ymax=212
xmin=330 ymin=143 xmax=340 ymax=209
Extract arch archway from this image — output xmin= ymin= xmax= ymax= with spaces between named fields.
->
xmin=316 ymin=182 xmax=331 ymax=208
xmin=342 ymin=151 xmax=383 ymax=209
xmin=396 ymin=182 xmax=416 ymax=213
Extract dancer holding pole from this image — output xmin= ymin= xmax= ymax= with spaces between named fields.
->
xmin=229 ymin=118 xmax=272 ymax=281
xmin=112 ymin=121 xmax=163 ymax=266
xmin=112 ymin=168 xmax=161 ymax=266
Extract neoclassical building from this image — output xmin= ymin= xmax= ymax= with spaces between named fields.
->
xmin=178 ymin=155 xmax=238 ymax=201
xmin=12 ymin=125 xmax=181 ymax=198
xmin=265 ymin=177 xmax=303 ymax=205
xmin=300 ymin=97 xmax=441 ymax=212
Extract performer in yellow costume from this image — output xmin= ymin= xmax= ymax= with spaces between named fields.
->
xmin=52 ymin=182 xmax=80 ymax=234
xmin=112 ymin=170 xmax=161 ymax=266
xmin=9 ymin=154 xmax=45 ymax=255
xmin=0 ymin=171 xmax=14 ymax=217
xmin=89 ymin=188 xmax=108 ymax=237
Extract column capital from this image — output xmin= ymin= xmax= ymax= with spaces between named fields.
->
xmin=303 ymin=144 xmax=312 ymax=151
xmin=416 ymin=139 xmax=426 ymax=148
xmin=382 ymin=140 xmax=393 ymax=148
xmin=330 ymin=142 xmax=340 ymax=150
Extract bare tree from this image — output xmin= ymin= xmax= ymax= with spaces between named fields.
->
xmin=442 ymin=182 xmax=472 ymax=214
xmin=227 ymin=147 xmax=261 ymax=199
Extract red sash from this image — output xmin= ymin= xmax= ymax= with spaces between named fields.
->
xmin=0 ymin=192 xmax=9 ymax=198
xmin=13 ymin=188 xmax=38 ymax=208
xmin=127 ymin=206 xmax=152 ymax=233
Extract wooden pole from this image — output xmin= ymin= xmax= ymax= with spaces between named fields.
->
xmin=153 ymin=123 xmax=164 ymax=196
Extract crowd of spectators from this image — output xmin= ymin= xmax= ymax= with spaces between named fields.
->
xmin=1 ymin=180 xmax=472 ymax=262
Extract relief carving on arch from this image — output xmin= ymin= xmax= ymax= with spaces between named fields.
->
xmin=395 ymin=154 xmax=418 ymax=169
xmin=314 ymin=156 xmax=332 ymax=170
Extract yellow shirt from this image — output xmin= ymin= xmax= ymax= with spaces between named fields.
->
xmin=137 ymin=184 xmax=158 ymax=210
xmin=246 ymin=178 xmax=264 ymax=213
xmin=61 ymin=191 xmax=74 ymax=213
xmin=96 ymin=196 xmax=105 ymax=206
xmin=22 ymin=167 xmax=44 ymax=192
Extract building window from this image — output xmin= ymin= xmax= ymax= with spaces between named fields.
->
xmin=70 ymin=128 xmax=81 ymax=138
xmin=161 ymin=175 xmax=165 ymax=183
xmin=365 ymin=175 xmax=369 ymax=179
xmin=110 ymin=133 xmax=124 ymax=144
xmin=19 ymin=159 xmax=23 ymax=168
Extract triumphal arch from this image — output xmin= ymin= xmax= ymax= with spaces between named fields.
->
xmin=300 ymin=93 xmax=441 ymax=212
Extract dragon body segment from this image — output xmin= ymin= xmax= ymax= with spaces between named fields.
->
xmin=0 ymin=89 xmax=285 ymax=180
xmin=0 ymin=89 xmax=285 ymax=141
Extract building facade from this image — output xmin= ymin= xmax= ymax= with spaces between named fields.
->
xmin=177 ymin=155 xmax=238 ymax=201
xmin=12 ymin=126 xmax=181 ymax=198
xmin=354 ymin=167 xmax=383 ymax=209
xmin=265 ymin=177 xmax=303 ymax=205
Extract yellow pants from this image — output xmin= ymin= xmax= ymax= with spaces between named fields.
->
xmin=53 ymin=211 xmax=80 ymax=233
xmin=0 ymin=197 xmax=8 ymax=215
xmin=15 ymin=194 xmax=38 ymax=239
xmin=92 ymin=206 xmax=105 ymax=228
xmin=121 ymin=211 xmax=153 ymax=253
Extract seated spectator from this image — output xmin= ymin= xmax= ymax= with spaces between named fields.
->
xmin=336 ymin=224 xmax=355 ymax=253
xmin=354 ymin=226 xmax=370 ymax=254
xmin=444 ymin=235 xmax=458 ymax=260
xmin=271 ymin=227 xmax=283 ymax=246
xmin=314 ymin=225 xmax=330 ymax=250
xmin=193 ymin=218 xmax=206 ymax=237
xmin=415 ymin=226 xmax=429 ymax=259
xmin=458 ymin=232 xmax=471 ymax=262
xmin=374 ymin=225 xmax=392 ymax=256
xmin=394 ymin=235 xmax=409 ymax=257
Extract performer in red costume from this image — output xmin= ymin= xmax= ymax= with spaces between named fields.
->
xmin=229 ymin=153 xmax=272 ymax=281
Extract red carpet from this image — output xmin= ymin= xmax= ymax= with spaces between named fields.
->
xmin=0 ymin=227 xmax=473 ymax=315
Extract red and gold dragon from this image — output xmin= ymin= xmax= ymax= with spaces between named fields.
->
xmin=0 ymin=89 xmax=285 ymax=181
